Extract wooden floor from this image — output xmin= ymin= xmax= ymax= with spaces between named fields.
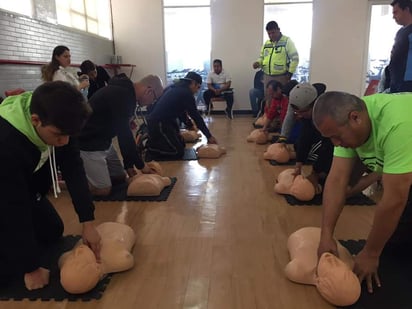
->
xmin=3 ymin=115 xmax=376 ymax=309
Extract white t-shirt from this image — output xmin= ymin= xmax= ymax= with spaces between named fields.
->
xmin=206 ymin=70 xmax=231 ymax=89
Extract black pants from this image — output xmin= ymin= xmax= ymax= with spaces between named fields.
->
xmin=203 ymin=90 xmax=234 ymax=111
xmin=146 ymin=120 xmax=186 ymax=160
xmin=0 ymin=196 xmax=63 ymax=286
xmin=384 ymin=188 xmax=412 ymax=253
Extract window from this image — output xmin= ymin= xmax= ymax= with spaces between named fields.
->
xmin=0 ymin=0 xmax=33 ymax=17
xmin=366 ymin=4 xmax=400 ymax=86
xmin=55 ymin=0 xmax=112 ymax=39
xmin=163 ymin=0 xmax=211 ymax=91
xmin=264 ymin=1 xmax=313 ymax=82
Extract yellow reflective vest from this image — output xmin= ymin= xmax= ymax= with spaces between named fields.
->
xmin=257 ymin=35 xmax=299 ymax=76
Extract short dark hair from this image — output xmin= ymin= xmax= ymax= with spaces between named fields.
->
xmin=30 ymin=81 xmax=92 ymax=135
xmin=266 ymin=21 xmax=279 ymax=31
xmin=80 ymin=60 xmax=96 ymax=75
xmin=391 ymin=0 xmax=412 ymax=12
xmin=213 ymin=59 xmax=222 ymax=66
xmin=266 ymin=80 xmax=282 ymax=91
xmin=312 ymin=91 xmax=366 ymax=128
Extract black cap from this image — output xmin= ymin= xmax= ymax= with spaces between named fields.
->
xmin=181 ymin=71 xmax=202 ymax=85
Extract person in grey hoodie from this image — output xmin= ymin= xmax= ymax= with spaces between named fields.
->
xmin=0 ymin=81 xmax=101 ymax=290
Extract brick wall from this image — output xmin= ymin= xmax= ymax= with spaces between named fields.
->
xmin=0 ymin=9 xmax=114 ymax=97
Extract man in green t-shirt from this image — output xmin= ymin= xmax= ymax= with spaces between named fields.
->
xmin=313 ymin=91 xmax=412 ymax=293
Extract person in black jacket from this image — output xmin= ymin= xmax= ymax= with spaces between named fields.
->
xmin=78 ymin=73 xmax=164 ymax=196
xmin=145 ymin=71 xmax=218 ymax=160
xmin=79 ymin=60 xmax=111 ymax=99
xmin=290 ymin=83 xmax=380 ymax=195
xmin=0 ymin=81 xmax=101 ymax=290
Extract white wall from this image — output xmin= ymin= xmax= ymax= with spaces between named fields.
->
xmin=310 ymin=0 xmax=371 ymax=94
xmin=111 ymin=0 xmax=166 ymax=82
xmin=111 ymin=0 xmax=382 ymax=110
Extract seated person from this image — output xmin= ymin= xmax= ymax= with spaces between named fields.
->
xmin=249 ymin=69 xmax=264 ymax=118
xmin=145 ymin=71 xmax=218 ymax=160
xmin=203 ymin=59 xmax=234 ymax=119
xmin=78 ymin=74 xmax=164 ymax=196
xmin=285 ymin=227 xmax=361 ymax=306
xmin=256 ymin=80 xmax=288 ymax=132
xmin=59 ymin=222 xmax=135 ymax=294
xmin=79 ymin=60 xmax=111 ymax=99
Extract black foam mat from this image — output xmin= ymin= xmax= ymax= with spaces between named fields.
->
xmin=93 ymin=177 xmax=177 ymax=202
xmin=145 ymin=148 xmax=198 ymax=162
xmin=338 ymin=240 xmax=412 ymax=309
xmin=0 ymin=235 xmax=112 ymax=301
xmin=284 ymin=192 xmax=375 ymax=206
xmin=269 ymin=159 xmax=297 ymax=166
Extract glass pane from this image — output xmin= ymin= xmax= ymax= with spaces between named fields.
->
xmin=0 ymin=0 xmax=33 ymax=17
xmin=96 ymin=0 xmax=111 ymax=39
xmin=164 ymin=0 xmax=210 ymax=6
xmin=164 ymin=6 xmax=211 ymax=89
xmin=56 ymin=0 xmax=71 ymax=26
xmin=71 ymin=0 xmax=85 ymax=14
xmin=85 ymin=0 xmax=97 ymax=19
xmin=367 ymin=4 xmax=400 ymax=87
xmin=87 ymin=18 xmax=98 ymax=34
xmin=71 ymin=12 xmax=86 ymax=30
xmin=264 ymin=3 xmax=312 ymax=82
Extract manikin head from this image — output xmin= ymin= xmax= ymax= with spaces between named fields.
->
xmin=247 ymin=129 xmax=268 ymax=144
xmin=263 ymin=143 xmax=291 ymax=163
xmin=59 ymin=222 xmax=136 ymax=294
xmin=196 ymin=144 xmax=226 ymax=158
xmin=285 ymin=227 xmax=361 ymax=306
xmin=274 ymin=168 xmax=316 ymax=201
xmin=127 ymin=174 xmax=171 ymax=196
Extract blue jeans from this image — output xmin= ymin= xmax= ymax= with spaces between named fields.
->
xmin=249 ymin=87 xmax=264 ymax=117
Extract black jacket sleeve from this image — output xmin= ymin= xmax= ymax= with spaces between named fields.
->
xmin=0 ymin=142 xmax=42 ymax=274
xmin=186 ymin=98 xmax=212 ymax=139
xmin=295 ymin=120 xmax=314 ymax=163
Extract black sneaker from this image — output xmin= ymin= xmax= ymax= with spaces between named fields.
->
xmin=225 ymin=108 xmax=233 ymax=119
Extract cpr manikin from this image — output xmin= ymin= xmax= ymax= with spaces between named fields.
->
xmin=127 ymin=174 xmax=171 ymax=196
xmin=124 ymin=161 xmax=171 ymax=196
xmin=196 ymin=144 xmax=226 ymax=158
xmin=274 ymin=168 xmax=316 ymax=201
xmin=263 ymin=143 xmax=296 ymax=163
xmin=285 ymin=227 xmax=361 ymax=306
xmin=246 ymin=129 xmax=268 ymax=144
xmin=59 ymin=222 xmax=136 ymax=294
